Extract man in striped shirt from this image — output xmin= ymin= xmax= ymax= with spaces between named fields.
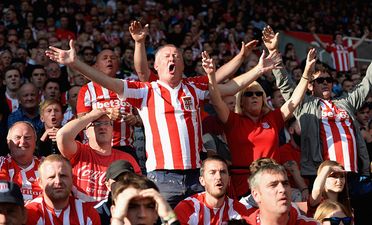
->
xmin=25 ymin=154 xmax=101 ymax=225
xmin=0 ymin=121 xmax=43 ymax=201
xmin=174 ymin=156 xmax=252 ymax=225
xmin=46 ymin=38 xmax=280 ymax=207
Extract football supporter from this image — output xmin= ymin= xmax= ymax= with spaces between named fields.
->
xmin=29 ymin=65 xmax=48 ymax=92
xmin=0 ymin=121 xmax=43 ymax=201
xmin=265 ymin=25 xmax=372 ymax=179
xmin=313 ymin=200 xmax=353 ymax=225
xmin=311 ymin=26 xmax=369 ymax=72
xmin=1 ymin=66 xmax=22 ymax=114
xmin=25 ymin=154 xmax=101 ymax=225
xmin=56 ymin=107 xmax=141 ymax=203
xmin=76 ymin=48 xmax=141 ymax=159
xmin=46 ymin=38 xmax=279 ymax=207
xmin=247 ymin=163 xmax=319 ymax=225
xmin=7 ymin=83 xmax=43 ymax=134
xmin=0 ymin=181 xmax=27 ymax=225
xmin=206 ymin=46 xmax=316 ymax=198
xmin=110 ymin=173 xmax=179 ymax=225
xmin=174 ymin=156 xmax=252 ymax=225
xmin=36 ymin=99 xmax=63 ymax=156
xmin=95 ymin=160 xmax=136 ymax=225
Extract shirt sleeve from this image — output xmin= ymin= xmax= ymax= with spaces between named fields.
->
xmin=0 ymin=157 xmax=9 ymax=181
xmin=76 ymin=85 xmax=92 ymax=114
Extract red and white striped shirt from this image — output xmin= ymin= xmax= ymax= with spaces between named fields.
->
xmin=121 ymin=78 xmax=209 ymax=171
xmin=174 ymin=192 xmax=251 ymax=225
xmin=326 ymin=43 xmax=353 ymax=72
xmin=69 ymin=142 xmax=141 ymax=203
xmin=77 ymin=82 xmax=134 ymax=147
xmin=0 ymin=155 xmax=43 ymax=201
xmin=319 ymin=99 xmax=358 ymax=172
xmin=26 ymin=196 xmax=101 ymax=225
xmin=5 ymin=91 xmax=19 ymax=113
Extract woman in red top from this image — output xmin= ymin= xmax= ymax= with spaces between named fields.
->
xmin=205 ymin=49 xmax=316 ymax=198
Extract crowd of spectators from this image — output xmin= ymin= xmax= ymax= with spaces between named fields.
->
xmin=1 ymin=0 xmax=372 ymax=224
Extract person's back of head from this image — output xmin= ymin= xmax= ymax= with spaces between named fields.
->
xmin=0 ymin=181 xmax=27 ymax=225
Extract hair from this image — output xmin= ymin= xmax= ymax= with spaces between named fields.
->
xmin=7 ymin=121 xmax=37 ymax=141
xmin=200 ymin=155 xmax=229 ymax=177
xmin=38 ymin=154 xmax=72 ymax=176
xmin=317 ymin=160 xmax=352 ymax=215
xmin=235 ymin=81 xmax=273 ymax=116
xmin=314 ymin=199 xmax=352 ymax=222
xmin=39 ymin=99 xmax=62 ymax=114
xmin=154 ymin=44 xmax=180 ymax=66
xmin=111 ymin=174 xmax=159 ymax=205
xmin=42 ymin=78 xmax=60 ymax=90
xmin=249 ymin=157 xmax=280 ymax=174
xmin=248 ymin=161 xmax=286 ymax=190
xmin=2 ymin=66 xmax=21 ymax=79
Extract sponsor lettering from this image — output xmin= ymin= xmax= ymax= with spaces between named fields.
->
xmin=21 ymin=188 xmax=42 ymax=196
xmin=77 ymin=165 xmax=107 ymax=186
xmin=322 ymin=110 xmax=349 ymax=120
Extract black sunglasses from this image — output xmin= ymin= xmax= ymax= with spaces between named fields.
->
xmin=243 ymin=91 xmax=264 ymax=97
xmin=322 ymin=217 xmax=352 ymax=225
xmin=313 ymin=77 xmax=333 ymax=84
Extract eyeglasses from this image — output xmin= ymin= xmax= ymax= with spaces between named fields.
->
xmin=89 ymin=121 xmax=113 ymax=127
xmin=313 ymin=77 xmax=333 ymax=84
xmin=322 ymin=217 xmax=352 ymax=225
xmin=243 ymin=91 xmax=264 ymax=97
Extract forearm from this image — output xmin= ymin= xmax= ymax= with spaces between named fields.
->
xmin=273 ymin=65 xmax=294 ymax=101
xmin=215 ymin=53 xmax=244 ymax=83
xmin=310 ymin=170 xmax=328 ymax=205
xmin=218 ymin=66 xmax=262 ymax=96
xmin=208 ymin=73 xmax=229 ymax=123
xmin=312 ymin=33 xmax=327 ymax=49
xmin=134 ymin=41 xmax=150 ymax=81
xmin=71 ymin=59 xmax=123 ymax=94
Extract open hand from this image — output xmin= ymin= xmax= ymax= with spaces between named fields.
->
xmin=129 ymin=21 xmax=149 ymax=43
xmin=239 ymin=40 xmax=259 ymax=58
xmin=257 ymin=50 xmax=282 ymax=74
xmin=45 ymin=40 xmax=76 ymax=66
xmin=262 ymin=25 xmax=279 ymax=52
xmin=304 ymin=48 xmax=316 ymax=77
xmin=201 ymin=51 xmax=216 ymax=76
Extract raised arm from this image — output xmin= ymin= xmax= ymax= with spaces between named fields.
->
xmin=310 ymin=26 xmax=328 ymax=50
xmin=214 ymin=40 xmax=258 ymax=83
xmin=56 ymin=108 xmax=117 ymax=159
xmin=218 ymin=50 xmax=282 ymax=96
xmin=280 ymin=49 xmax=315 ymax=121
xmin=262 ymin=25 xmax=295 ymax=101
xmin=129 ymin=21 xmax=150 ymax=81
xmin=352 ymin=28 xmax=370 ymax=50
xmin=45 ymin=40 xmax=123 ymax=95
xmin=203 ymin=51 xmax=230 ymax=123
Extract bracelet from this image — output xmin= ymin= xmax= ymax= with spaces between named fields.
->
xmin=301 ymin=187 xmax=309 ymax=192
xmin=161 ymin=212 xmax=177 ymax=224
xmin=302 ymin=76 xmax=309 ymax=80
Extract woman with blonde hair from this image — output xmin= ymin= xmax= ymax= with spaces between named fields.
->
xmin=205 ymin=47 xmax=317 ymax=198
xmin=308 ymin=160 xmax=352 ymax=217
xmin=314 ymin=200 xmax=353 ymax=225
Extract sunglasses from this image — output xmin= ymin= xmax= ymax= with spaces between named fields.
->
xmin=313 ymin=77 xmax=333 ymax=84
xmin=322 ymin=217 xmax=352 ymax=225
xmin=243 ymin=91 xmax=264 ymax=97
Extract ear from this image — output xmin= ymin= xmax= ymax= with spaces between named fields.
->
xmin=199 ymin=176 xmax=205 ymax=187
xmin=40 ymin=115 xmax=45 ymax=122
xmin=307 ymin=82 xmax=313 ymax=92
xmin=288 ymin=126 xmax=294 ymax=135
xmin=251 ymin=188 xmax=261 ymax=204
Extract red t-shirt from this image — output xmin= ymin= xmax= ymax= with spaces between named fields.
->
xmin=69 ymin=141 xmax=141 ymax=203
xmin=0 ymin=155 xmax=43 ymax=201
xmin=278 ymin=143 xmax=302 ymax=188
xmin=26 ymin=196 xmax=101 ymax=225
xmin=224 ymin=109 xmax=284 ymax=197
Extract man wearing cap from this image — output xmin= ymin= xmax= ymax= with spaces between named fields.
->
xmin=0 ymin=181 xmax=27 ymax=225
xmin=56 ymin=108 xmax=141 ymax=203
xmin=0 ymin=121 xmax=43 ymax=201
xmin=95 ymin=160 xmax=136 ymax=225
xmin=25 ymin=154 xmax=101 ymax=225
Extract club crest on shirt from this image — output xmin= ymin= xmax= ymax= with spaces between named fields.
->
xmin=181 ymin=96 xmax=194 ymax=111
xmin=261 ymin=122 xmax=270 ymax=129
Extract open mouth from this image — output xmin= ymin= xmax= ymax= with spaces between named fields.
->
xmin=168 ymin=64 xmax=175 ymax=74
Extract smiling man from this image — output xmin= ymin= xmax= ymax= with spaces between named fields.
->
xmin=174 ymin=156 xmax=251 ymax=225
xmin=25 ymin=154 xmax=101 ymax=225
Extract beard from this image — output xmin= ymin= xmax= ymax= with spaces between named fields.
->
xmin=45 ymin=185 xmax=71 ymax=201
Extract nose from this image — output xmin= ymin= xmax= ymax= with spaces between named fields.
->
xmin=138 ymin=205 xmax=147 ymax=218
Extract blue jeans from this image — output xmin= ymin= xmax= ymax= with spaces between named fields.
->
xmin=147 ymin=169 xmax=204 ymax=208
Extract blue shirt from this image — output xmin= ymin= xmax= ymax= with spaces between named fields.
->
xmin=7 ymin=107 xmax=43 ymax=134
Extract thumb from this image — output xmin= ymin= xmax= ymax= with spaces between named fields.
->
xmin=274 ymin=32 xmax=279 ymax=39
xmin=69 ymin=39 xmax=74 ymax=50
xmin=259 ymin=50 xmax=266 ymax=61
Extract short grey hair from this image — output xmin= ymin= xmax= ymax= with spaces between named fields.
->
xmin=248 ymin=163 xmax=287 ymax=190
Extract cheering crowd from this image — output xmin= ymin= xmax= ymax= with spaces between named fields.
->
xmin=1 ymin=0 xmax=372 ymax=225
